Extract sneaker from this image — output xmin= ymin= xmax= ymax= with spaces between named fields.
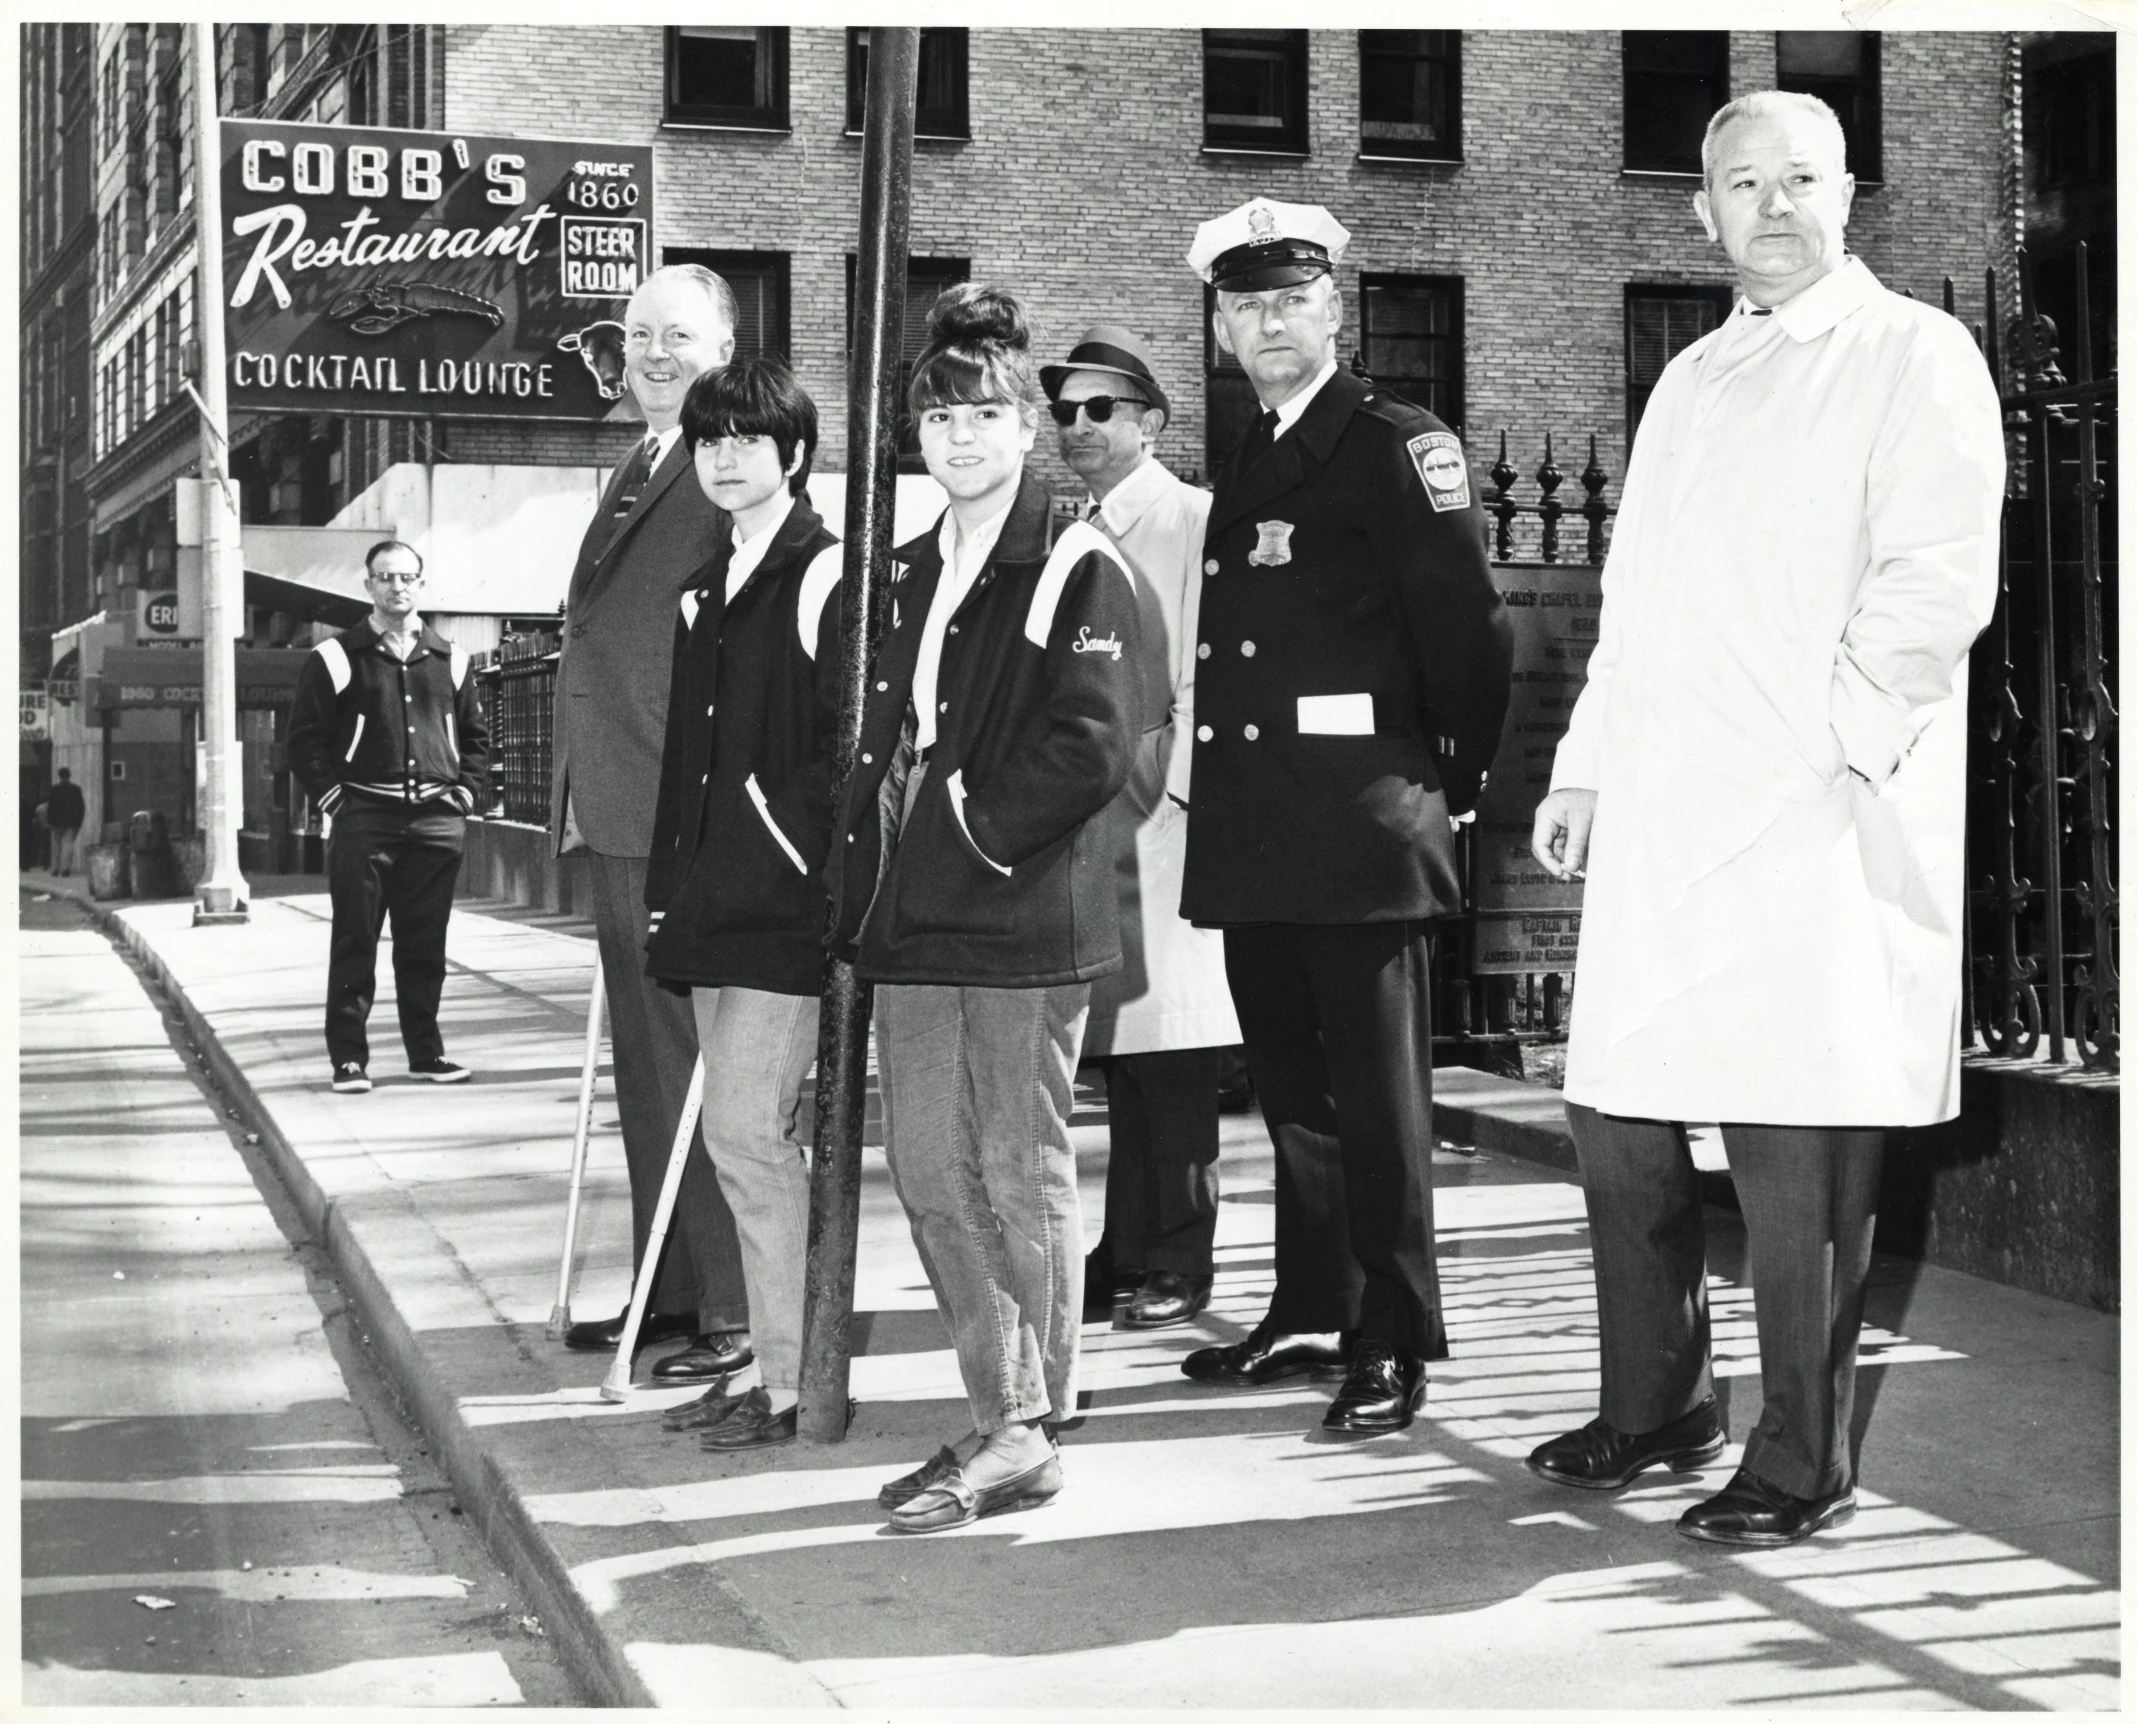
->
xmin=331 ymin=1061 xmax=372 ymax=1093
xmin=408 ymin=1057 xmax=471 ymax=1084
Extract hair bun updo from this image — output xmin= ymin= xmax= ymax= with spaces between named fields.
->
xmin=908 ymin=282 xmax=1042 ymax=419
xmin=927 ymin=283 xmax=1031 ymax=353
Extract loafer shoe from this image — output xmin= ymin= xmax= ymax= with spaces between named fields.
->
xmin=650 ymin=1331 xmax=757 ymax=1384
xmin=1322 ymin=1340 xmax=1426 ymax=1433
xmin=1123 ymin=1270 xmax=1214 ymax=1330
xmin=699 ymin=1387 xmax=796 ymax=1451
xmin=1526 ymin=1398 xmax=1725 ymax=1491
xmin=879 ymin=1445 xmax=961 ymax=1510
xmin=1677 ymin=1468 xmax=1856 ymax=1547
xmin=408 ymin=1056 xmax=470 ymax=1083
xmin=1182 ymin=1325 xmax=1352 ymax=1387
xmin=331 ymin=1062 xmax=371 ymax=1093
xmin=561 ymin=1309 xmax=699 ymax=1354
xmin=661 ymin=1381 xmax=751 ymax=1434
xmin=887 ymin=1452 xmax=1063 ymax=1535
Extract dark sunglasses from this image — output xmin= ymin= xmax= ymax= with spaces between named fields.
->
xmin=1047 ymin=395 xmax=1150 ymax=427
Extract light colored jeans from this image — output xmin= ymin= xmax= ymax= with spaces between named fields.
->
xmin=875 ymin=981 xmax=1090 ymax=1434
xmin=689 ymin=986 xmax=821 ymax=1393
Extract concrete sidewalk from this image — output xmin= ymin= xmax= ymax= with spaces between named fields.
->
xmin=34 ymin=871 xmax=2120 ymax=1710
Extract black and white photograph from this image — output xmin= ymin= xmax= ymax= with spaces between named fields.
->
xmin=14 ymin=7 xmax=2121 ymax=1709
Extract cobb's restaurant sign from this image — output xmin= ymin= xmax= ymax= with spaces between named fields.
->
xmin=221 ymin=120 xmax=653 ymax=422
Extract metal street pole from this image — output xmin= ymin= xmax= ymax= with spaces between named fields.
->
xmin=191 ymin=21 xmax=250 ymax=925
xmin=797 ymin=27 xmax=917 ymax=1444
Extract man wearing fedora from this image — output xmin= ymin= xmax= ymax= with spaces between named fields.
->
xmin=1042 ymin=327 xmax=1243 ymax=1332
xmin=1175 ymin=198 xmax=1512 ymax=1434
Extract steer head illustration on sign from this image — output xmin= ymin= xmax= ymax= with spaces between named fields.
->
xmin=557 ymin=320 xmax=629 ymax=400
xmin=326 ymin=280 xmax=508 ymax=337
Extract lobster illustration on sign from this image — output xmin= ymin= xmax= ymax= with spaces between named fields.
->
xmin=557 ymin=320 xmax=629 ymax=401
xmin=326 ymin=280 xmax=507 ymax=337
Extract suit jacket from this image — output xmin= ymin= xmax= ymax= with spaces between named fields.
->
xmin=550 ymin=435 xmax=731 ymax=857
xmin=1179 ymin=368 xmax=1513 ymax=926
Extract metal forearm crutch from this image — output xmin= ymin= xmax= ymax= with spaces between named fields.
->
xmin=598 ymin=1053 xmax=707 ymax=1402
xmin=546 ymin=948 xmax=608 ymax=1342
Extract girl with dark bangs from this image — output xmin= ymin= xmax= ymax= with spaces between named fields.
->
xmin=824 ymin=284 xmax=1148 ymax=1531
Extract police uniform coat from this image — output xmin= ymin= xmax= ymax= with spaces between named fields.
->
xmin=1081 ymin=457 xmax=1242 ymax=1058
xmin=1180 ymin=368 xmax=1512 ymax=924
xmin=1550 ymin=260 xmax=2004 ymax=1127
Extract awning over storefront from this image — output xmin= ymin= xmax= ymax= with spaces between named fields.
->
xmin=96 ymin=646 xmax=313 ymax=711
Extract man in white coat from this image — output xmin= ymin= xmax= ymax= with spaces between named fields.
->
xmin=1042 ymin=327 xmax=1242 ymax=1329
xmin=1527 ymin=92 xmax=2004 ymax=1546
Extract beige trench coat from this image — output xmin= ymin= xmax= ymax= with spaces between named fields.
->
xmin=1551 ymin=260 xmax=2004 ymax=1126
xmin=1083 ymin=457 xmax=1242 ymax=1058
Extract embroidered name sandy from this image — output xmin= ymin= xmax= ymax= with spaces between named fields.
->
xmin=1072 ymin=626 xmax=1123 ymax=660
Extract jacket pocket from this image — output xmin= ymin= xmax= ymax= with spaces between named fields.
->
xmin=344 ymin=713 xmax=367 ymax=763
xmin=745 ymin=773 xmax=810 ymax=877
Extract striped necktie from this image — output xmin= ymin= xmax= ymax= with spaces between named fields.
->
xmin=611 ymin=436 xmax=659 ymax=519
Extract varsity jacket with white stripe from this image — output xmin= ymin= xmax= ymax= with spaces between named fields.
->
xmin=287 ymin=618 xmax=490 ymax=819
xmin=824 ymin=470 xmax=1148 ymax=989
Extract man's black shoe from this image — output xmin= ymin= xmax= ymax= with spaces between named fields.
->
xmin=331 ymin=1061 xmax=372 ymax=1094
xmin=650 ymin=1331 xmax=757 ymax=1384
xmin=1181 ymin=1325 xmax=1351 ymax=1387
xmin=1677 ymin=1467 xmax=1856 ymax=1547
xmin=661 ymin=1381 xmax=750 ymax=1434
xmin=408 ymin=1056 xmax=470 ymax=1083
xmin=699 ymin=1387 xmax=797 ymax=1451
xmin=1123 ymin=1270 xmax=1214 ymax=1330
xmin=1321 ymin=1340 xmax=1426 ymax=1433
xmin=1526 ymin=1398 xmax=1725 ymax=1490
xmin=561 ymin=1309 xmax=698 ymax=1353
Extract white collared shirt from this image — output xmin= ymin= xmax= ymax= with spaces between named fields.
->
xmin=647 ymin=424 xmax=683 ymax=469
xmin=1271 ymin=356 xmax=1341 ymax=439
xmin=723 ymin=492 xmax=796 ymax=603
xmin=912 ymin=499 xmax=1014 ymax=751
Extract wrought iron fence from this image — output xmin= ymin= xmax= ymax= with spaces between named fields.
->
xmin=1967 ymin=245 xmax=2119 ymax=1072
xmin=476 ymin=626 xmax=561 ymax=826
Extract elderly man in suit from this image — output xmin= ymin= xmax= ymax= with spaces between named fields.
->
xmin=551 ymin=263 xmax=752 ymax=1399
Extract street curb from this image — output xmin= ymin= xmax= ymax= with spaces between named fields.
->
xmin=86 ymin=895 xmax=655 ymax=1710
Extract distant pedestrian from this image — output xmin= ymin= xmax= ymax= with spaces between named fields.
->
xmin=288 ymin=540 xmax=489 ymax=1094
xmin=1526 ymin=92 xmax=2004 ymax=1546
xmin=43 ymin=768 xmax=85 ymax=876
xmin=1041 ymin=324 xmax=1240 ymax=1331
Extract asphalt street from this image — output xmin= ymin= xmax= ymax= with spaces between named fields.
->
xmin=18 ymin=888 xmax=582 ymax=1706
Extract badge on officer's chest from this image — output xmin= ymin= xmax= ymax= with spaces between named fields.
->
xmin=1408 ymin=433 xmax=1471 ymax=512
xmin=1249 ymin=520 xmax=1295 ymax=566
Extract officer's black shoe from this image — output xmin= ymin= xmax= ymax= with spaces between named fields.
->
xmin=1676 ymin=1467 xmax=1856 ymax=1547
xmin=1181 ymin=1324 xmax=1352 ymax=1387
xmin=1321 ymin=1340 xmax=1426 ymax=1434
xmin=650 ymin=1331 xmax=757 ymax=1384
xmin=1123 ymin=1270 xmax=1214 ymax=1329
xmin=1526 ymin=1398 xmax=1726 ymax=1491
xmin=561 ymin=1309 xmax=698 ymax=1353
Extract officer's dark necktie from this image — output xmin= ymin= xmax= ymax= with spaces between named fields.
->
xmin=611 ymin=436 xmax=659 ymax=519
xmin=1235 ymin=407 xmax=1280 ymax=472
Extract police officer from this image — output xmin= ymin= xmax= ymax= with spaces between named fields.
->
xmin=1175 ymin=198 xmax=1513 ymax=1434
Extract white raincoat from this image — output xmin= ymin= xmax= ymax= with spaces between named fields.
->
xmin=1552 ymin=259 xmax=2004 ymax=1126
xmin=1083 ymin=457 xmax=1242 ymax=1057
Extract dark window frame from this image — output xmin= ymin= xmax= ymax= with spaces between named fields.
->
xmin=1624 ymin=283 xmax=1733 ymax=442
xmin=2032 ymin=47 xmax=2115 ymax=191
xmin=1203 ymin=29 xmax=1310 ymax=155
xmin=661 ymin=246 xmax=792 ymax=365
xmin=1775 ymin=31 xmax=1882 ymax=184
xmin=663 ymin=25 xmax=789 ymax=131
xmin=845 ymin=254 xmax=973 ymax=472
xmin=1622 ymin=31 xmax=1730 ymax=174
xmin=1357 ymin=30 xmax=1461 ymax=163
xmin=845 ymin=28 xmax=969 ymax=142
xmin=1357 ymin=272 xmax=1465 ymax=433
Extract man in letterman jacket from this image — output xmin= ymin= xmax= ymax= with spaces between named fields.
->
xmin=288 ymin=538 xmax=489 ymax=1093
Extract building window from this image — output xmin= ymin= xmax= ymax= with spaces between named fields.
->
xmin=661 ymin=247 xmax=790 ymax=363
xmin=847 ymin=256 xmax=971 ymax=471
xmin=1623 ymin=32 xmax=1729 ymax=173
xmin=664 ymin=27 xmax=788 ymax=130
xmin=2034 ymin=47 xmax=2114 ymax=190
xmin=1776 ymin=32 xmax=1880 ymax=182
xmin=1203 ymin=30 xmax=1309 ymax=154
xmin=1359 ymin=275 xmax=1464 ymax=431
xmin=1625 ymin=285 xmax=1732 ymax=439
xmin=1358 ymin=31 xmax=1459 ymax=161
xmin=846 ymin=29 xmax=968 ymax=141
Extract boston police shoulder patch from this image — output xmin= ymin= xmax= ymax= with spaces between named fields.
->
xmin=1407 ymin=432 xmax=1471 ymax=513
